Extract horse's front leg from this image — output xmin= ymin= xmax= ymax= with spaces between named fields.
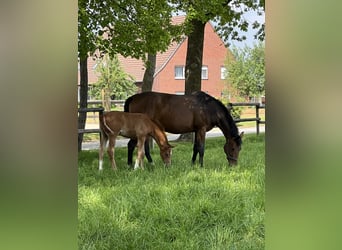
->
xmin=127 ymin=138 xmax=137 ymax=167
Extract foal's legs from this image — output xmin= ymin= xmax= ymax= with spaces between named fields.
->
xmin=99 ymin=132 xmax=108 ymax=170
xmin=134 ymin=137 xmax=145 ymax=170
xmin=128 ymin=137 xmax=153 ymax=167
xmin=107 ymin=134 xmax=118 ymax=170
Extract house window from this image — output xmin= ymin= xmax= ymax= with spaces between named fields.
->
xmin=175 ymin=66 xmax=185 ymax=79
xmin=175 ymin=65 xmax=208 ymax=79
xmin=201 ymin=66 xmax=208 ymax=79
xmin=221 ymin=66 xmax=227 ymax=79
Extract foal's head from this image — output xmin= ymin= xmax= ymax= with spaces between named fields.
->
xmin=160 ymin=144 xmax=173 ymax=166
xmin=224 ymin=132 xmax=244 ymax=166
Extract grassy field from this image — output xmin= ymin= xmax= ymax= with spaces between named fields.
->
xmin=78 ymin=134 xmax=265 ymax=249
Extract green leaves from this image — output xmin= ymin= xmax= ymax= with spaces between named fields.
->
xmin=226 ymin=42 xmax=265 ymax=99
xmin=79 ymin=0 xmax=182 ymax=60
xmin=79 ymin=0 xmax=264 ymax=60
xmin=90 ymin=54 xmax=137 ymax=100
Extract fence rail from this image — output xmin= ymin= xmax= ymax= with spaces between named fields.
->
xmin=78 ymin=107 xmax=104 ymax=135
xmin=229 ymin=102 xmax=265 ymax=135
xmin=77 ymin=101 xmax=265 ymax=136
xmin=83 ymin=100 xmax=125 ymax=108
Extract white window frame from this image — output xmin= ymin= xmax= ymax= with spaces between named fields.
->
xmin=174 ymin=66 xmax=185 ymax=79
xmin=201 ymin=66 xmax=208 ymax=80
xmin=220 ymin=66 xmax=227 ymax=79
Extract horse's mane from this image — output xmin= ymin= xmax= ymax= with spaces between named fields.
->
xmin=193 ymin=91 xmax=240 ymax=141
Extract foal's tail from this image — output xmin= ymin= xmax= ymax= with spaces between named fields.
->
xmin=124 ymin=96 xmax=133 ymax=113
xmin=99 ymin=112 xmax=107 ymax=140
xmin=99 ymin=111 xmax=115 ymax=136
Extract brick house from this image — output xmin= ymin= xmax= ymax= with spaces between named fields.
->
xmin=80 ymin=16 xmax=233 ymax=99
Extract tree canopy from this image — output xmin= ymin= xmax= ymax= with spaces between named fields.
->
xmin=226 ymin=42 xmax=265 ymax=99
xmin=79 ymin=0 xmax=183 ymax=60
xmin=172 ymin=0 xmax=264 ymax=43
xmin=79 ymin=0 xmax=264 ymax=60
xmin=89 ymin=54 xmax=137 ymax=110
xmin=170 ymin=0 xmax=265 ymax=94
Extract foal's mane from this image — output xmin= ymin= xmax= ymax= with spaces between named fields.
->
xmin=193 ymin=91 xmax=240 ymax=142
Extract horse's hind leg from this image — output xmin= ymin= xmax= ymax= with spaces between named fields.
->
xmin=193 ymin=130 xmax=206 ymax=167
xmin=144 ymin=137 xmax=153 ymax=164
xmin=198 ymin=142 xmax=205 ymax=167
xmin=191 ymin=141 xmax=199 ymax=164
xmin=127 ymin=138 xmax=137 ymax=166
xmin=197 ymin=130 xmax=206 ymax=167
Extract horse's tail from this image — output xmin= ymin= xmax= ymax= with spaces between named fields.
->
xmin=124 ymin=96 xmax=133 ymax=113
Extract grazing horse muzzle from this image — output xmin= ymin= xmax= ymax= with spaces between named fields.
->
xmin=223 ymin=135 xmax=243 ymax=166
xmin=160 ymin=146 xmax=173 ymax=166
xmin=227 ymin=154 xmax=238 ymax=166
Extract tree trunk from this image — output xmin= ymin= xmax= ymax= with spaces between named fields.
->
xmin=78 ymin=56 xmax=88 ymax=151
xmin=142 ymin=53 xmax=156 ymax=148
xmin=178 ymin=19 xmax=206 ymax=141
xmin=185 ymin=19 xmax=206 ymax=95
xmin=142 ymin=53 xmax=156 ymax=92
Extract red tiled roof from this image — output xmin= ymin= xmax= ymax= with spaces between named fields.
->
xmin=118 ymin=16 xmax=186 ymax=82
xmin=171 ymin=15 xmax=186 ymax=25
xmin=117 ymin=55 xmax=145 ymax=82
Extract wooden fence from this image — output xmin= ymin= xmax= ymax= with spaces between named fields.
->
xmin=77 ymin=101 xmax=265 ymax=136
xmin=229 ymin=102 xmax=265 ymax=135
xmin=78 ymin=107 xmax=104 ymax=135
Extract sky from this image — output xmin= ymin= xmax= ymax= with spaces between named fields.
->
xmin=174 ymin=6 xmax=265 ymax=49
xmin=227 ymin=9 xmax=265 ymax=49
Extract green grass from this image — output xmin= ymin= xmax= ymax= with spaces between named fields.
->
xmin=78 ymin=134 xmax=265 ymax=249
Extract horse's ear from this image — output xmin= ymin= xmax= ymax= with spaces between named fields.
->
xmin=239 ymin=132 xmax=244 ymax=138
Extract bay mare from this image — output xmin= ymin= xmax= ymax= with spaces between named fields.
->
xmin=99 ymin=111 xmax=173 ymax=170
xmin=124 ymin=91 xmax=243 ymax=167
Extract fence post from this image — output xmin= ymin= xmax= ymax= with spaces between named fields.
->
xmin=256 ymin=104 xmax=260 ymax=135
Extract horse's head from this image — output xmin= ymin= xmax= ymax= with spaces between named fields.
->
xmin=160 ymin=144 xmax=174 ymax=166
xmin=224 ymin=132 xmax=244 ymax=166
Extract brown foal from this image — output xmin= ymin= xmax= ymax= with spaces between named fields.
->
xmin=99 ymin=111 xmax=173 ymax=170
